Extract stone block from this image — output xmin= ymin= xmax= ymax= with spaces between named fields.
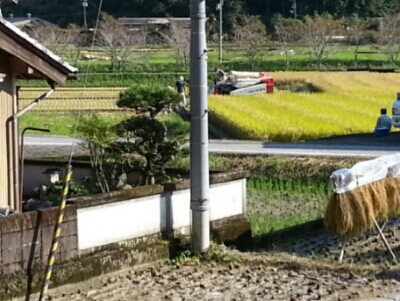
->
xmin=58 ymin=235 xmax=78 ymax=261
xmin=1 ymin=231 xmax=23 ymax=275
xmin=0 ymin=214 xmax=23 ymax=234
xmin=211 ymin=217 xmax=252 ymax=251
xmin=21 ymin=227 xmax=41 ymax=270
xmin=60 ymin=220 xmax=78 ymax=237
xmin=40 ymin=225 xmax=55 ymax=265
xmin=21 ymin=211 xmax=38 ymax=231
xmin=1 ymin=232 xmax=22 ymax=266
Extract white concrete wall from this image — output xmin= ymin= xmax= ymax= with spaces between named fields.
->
xmin=77 ymin=179 xmax=246 ymax=250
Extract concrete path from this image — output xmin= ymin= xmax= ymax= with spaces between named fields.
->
xmin=23 ymin=135 xmax=400 ymax=158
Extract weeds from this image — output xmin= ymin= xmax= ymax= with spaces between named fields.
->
xmin=167 ymin=243 xmax=237 ymax=266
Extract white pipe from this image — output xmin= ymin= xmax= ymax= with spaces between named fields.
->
xmin=11 ymin=87 xmax=55 ymax=212
xmin=11 ymin=73 xmax=19 ymax=212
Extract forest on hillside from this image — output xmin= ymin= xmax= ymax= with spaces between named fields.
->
xmin=2 ymin=0 xmax=400 ymax=28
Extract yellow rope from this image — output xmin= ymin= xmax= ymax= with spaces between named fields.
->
xmin=38 ymin=0 xmax=105 ymax=299
xmin=38 ymin=165 xmax=72 ymax=301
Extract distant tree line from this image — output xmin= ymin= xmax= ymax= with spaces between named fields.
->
xmin=24 ymin=10 xmax=400 ymax=72
xmin=3 ymin=0 xmax=400 ymax=28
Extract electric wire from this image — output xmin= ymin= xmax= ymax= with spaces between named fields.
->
xmin=68 ymin=0 xmax=104 ymax=165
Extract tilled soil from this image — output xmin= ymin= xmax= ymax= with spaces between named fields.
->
xmin=12 ymin=254 xmax=400 ymax=301
xmin=246 ymin=217 xmax=400 ymax=300
xmin=258 ymin=217 xmax=400 ymax=267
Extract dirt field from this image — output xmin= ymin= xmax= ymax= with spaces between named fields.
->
xmin=11 ymin=250 xmax=400 ymax=301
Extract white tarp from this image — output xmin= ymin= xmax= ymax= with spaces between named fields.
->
xmin=229 ymin=71 xmax=268 ymax=79
xmin=230 ymin=71 xmax=260 ymax=78
xmin=330 ymin=153 xmax=400 ymax=193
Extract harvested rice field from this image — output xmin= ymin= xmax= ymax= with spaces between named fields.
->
xmin=258 ymin=216 xmax=400 ymax=267
xmin=18 ymin=87 xmax=126 ymax=111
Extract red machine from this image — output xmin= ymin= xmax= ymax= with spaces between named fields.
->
xmin=212 ymin=71 xmax=274 ymax=96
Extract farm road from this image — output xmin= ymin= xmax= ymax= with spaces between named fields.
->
xmin=24 ymin=134 xmax=400 ymax=158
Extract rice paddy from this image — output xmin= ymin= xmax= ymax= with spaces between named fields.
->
xmin=247 ymin=177 xmax=330 ymax=235
xmin=209 ymin=72 xmax=400 ymax=142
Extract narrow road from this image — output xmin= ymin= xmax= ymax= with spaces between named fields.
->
xmin=23 ymin=135 xmax=400 ymax=158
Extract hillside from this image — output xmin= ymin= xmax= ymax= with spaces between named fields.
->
xmin=1 ymin=0 xmax=396 ymax=28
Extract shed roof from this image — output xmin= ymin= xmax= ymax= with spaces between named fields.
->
xmin=0 ymin=17 xmax=78 ymax=85
xmin=119 ymin=17 xmax=191 ymax=25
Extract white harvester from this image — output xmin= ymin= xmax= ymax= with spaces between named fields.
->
xmin=211 ymin=70 xmax=274 ymax=96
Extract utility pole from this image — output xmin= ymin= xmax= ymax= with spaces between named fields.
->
xmin=190 ymin=0 xmax=210 ymax=254
xmin=216 ymin=0 xmax=223 ymax=62
xmin=82 ymin=0 xmax=88 ymax=30
xmin=292 ymin=0 xmax=297 ymax=20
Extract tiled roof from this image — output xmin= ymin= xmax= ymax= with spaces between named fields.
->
xmin=4 ymin=17 xmax=53 ymax=29
xmin=0 ymin=17 xmax=78 ymax=74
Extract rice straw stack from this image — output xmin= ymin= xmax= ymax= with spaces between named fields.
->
xmin=324 ymin=177 xmax=400 ymax=237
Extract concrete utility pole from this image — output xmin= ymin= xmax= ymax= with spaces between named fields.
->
xmin=82 ymin=0 xmax=88 ymax=30
xmin=292 ymin=0 xmax=297 ymax=19
xmin=216 ymin=0 xmax=223 ymax=62
xmin=189 ymin=0 xmax=210 ymax=254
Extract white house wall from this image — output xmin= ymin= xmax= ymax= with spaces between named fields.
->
xmin=0 ymin=51 xmax=14 ymax=209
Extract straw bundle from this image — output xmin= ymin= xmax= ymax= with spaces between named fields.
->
xmin=324 ymin=177 xmax=400 ymax=237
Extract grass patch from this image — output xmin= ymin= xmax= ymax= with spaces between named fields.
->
xmin=158 ymin=114 xmax=190 ymax=140
xmin=19 ymin=111 xmax=189 ymax=138
xmin=19 ymin=112 xmax=129 ymax=136
xmin=170 ymin=153 xmax=359 ymax=183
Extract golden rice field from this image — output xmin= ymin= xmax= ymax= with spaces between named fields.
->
xmin=209 ymin=72 xmax=400 ymax=141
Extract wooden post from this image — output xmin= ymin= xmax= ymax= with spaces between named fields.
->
xmin=372 ymin=217 xmax=396 ymax=261
xmin=338 ymin=237 xmax=346 ymax=263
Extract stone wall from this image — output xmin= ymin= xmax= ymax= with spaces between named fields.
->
xmin=0 ymin=205 xmax=77 ymax=275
